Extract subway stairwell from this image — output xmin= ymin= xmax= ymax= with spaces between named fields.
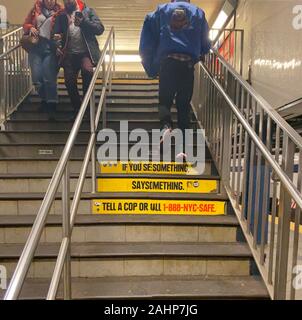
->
xmin=0 ymin=73 xmax=269 ymax=299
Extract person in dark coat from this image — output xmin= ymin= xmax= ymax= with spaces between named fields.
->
xmin=53 ymin=0 xmax=105 ymax=111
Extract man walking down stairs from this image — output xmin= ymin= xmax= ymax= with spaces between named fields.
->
xmin=0 ymin=73 xmax=269 ymax=299
xmin=139 ymin=0 xmax=211 ymax=160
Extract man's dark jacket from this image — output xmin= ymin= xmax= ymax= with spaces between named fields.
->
xmin=53 ymin=2 xmax=105 ymax=66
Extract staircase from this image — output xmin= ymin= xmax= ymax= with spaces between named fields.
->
xmin=0 ymin=75 xmax=269 ymax=300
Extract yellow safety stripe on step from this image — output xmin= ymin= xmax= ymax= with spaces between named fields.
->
xmin=100 ymin=161 xmax=200 ymax=175
xmin=57 ymin=79 xmax=159 ymax=85
xmin=92 ymin=199 xmax=226 ymax=215
xmin=97 ymin=178 xmax=218 ymax=193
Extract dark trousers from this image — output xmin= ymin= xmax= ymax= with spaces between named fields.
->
xmin=63 ymin=53 xmax=94 ymax=110
xmin=159 ymin=57 xmax=194 ymax=134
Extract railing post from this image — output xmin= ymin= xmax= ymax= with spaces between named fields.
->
xmin=0 ymin=38 xmax=5 ymax=124
xmin=102 ymin=61 xmax=107 ymax=129
xmin=220 ymin=101 xmax=233 ymax=191
xmin=62 ymin=163 xmax=71 ymax=300
xmin=90 ymin=91 xmax=97 ymax=194
xmin=109 ymin=39 xmax=113 ymax=94
xmin=113 ymin=31 xmax=116 ymax=76
xmin=274 ymin=135 xmax=295 ymax=300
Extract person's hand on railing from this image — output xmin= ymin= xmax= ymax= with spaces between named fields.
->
xmin=29 ymin=27 xmax=39 ymax=38
xmin=53 ymin=34 xmax=64 ymax=57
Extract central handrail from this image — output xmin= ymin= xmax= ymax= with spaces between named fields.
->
xmin=4 ymin=27 xmax=115 ymax=300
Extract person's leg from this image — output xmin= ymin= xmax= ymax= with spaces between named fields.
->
xmin=175 ymin=61 xmax=194 ymax=155
xmin=63 ymin=54 xmax=81 ymax=111
xmin=42 ymin=53 xmax=59 ymax=118
xmin=81 ymin=54 xmax=94 ymax=97
xmin=159 ymin=58 xmax=178 ymax=131
xmin=28 ymin=52 xmax=46 ymax=108
xmin=175 ymin=61 xmax=194 ymax=134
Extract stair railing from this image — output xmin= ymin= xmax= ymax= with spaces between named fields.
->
xmin=192 ymin=49 xmax=302 ymax=300
xmin=0 ymin=27 xmax=32 ymax=126
xmin=4 ymin=27 xmax=115 ymax=300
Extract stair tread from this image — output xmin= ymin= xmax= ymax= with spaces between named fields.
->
xmin=0 ymin=192 xmax=228 ymax=201
xmin=0 ymin=214 xmax=238 ymax=227
xmin=0 ymin=242 xmax=252 ymax=259
xmin=0 ymin=275 xmax=269 ymax=299
xmin=0 ymin=173 xmax=219 ymax=180
xmin=7 ymin=119 xmax=173 ymax=123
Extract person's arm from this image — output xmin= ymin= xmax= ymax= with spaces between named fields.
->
xmin=52 ymin=15 xmax=65 ymax=56
xmin=198 ymin=9 xmax=211 ymax=56
xmin=139 ymin=10 xmax=160 ymax=78
xmin=79 ymin=8 xmax=105 ymax=36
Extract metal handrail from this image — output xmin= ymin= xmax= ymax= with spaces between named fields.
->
xmin=211 ymin=28 xmax=244 ymax=75
xmin=213 ymin=50 xmax=302 ymax=149
xmin=277 ymin=97 xmax=302 ymax=120
xmin=0 ymin=44 xmax=21 ymax=60
xmin=4 ymin=27 xmax=116 ymax=300
xmin=192 ymin=49 xmax=302 ymax=299
xmin=0 ymin=25 xmax=22 ymax=38
xmin=0 ymin=34 xmax=31 ymax=126
xmin=0 ymin=27 xmax=23 ymax=53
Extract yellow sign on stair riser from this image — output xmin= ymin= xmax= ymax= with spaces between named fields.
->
xmin=100 ymin=161 xmax=200 ymax=175
xmin=98 ymin=178 xmax=218 ymax=193
xmin=92 ymin=199 xmax=226 ymax=216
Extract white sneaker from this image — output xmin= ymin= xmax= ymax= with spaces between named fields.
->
xmin=176 ymin=152 xmax=188 ymax=162
xmin=160 ymin=127 xmax=172 ymax=145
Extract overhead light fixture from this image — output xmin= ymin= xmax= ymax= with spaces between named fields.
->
xmin=210 ymin=0 xmax=238 ymax=41
xmin=209 ymin=10 xmax=228 ymax=41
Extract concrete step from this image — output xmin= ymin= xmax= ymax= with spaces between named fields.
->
xmin=19 ymin=103 xmax=161 ymax=112
xmin=0 ymin=214 xmax=238 ymax=244
xmin=28 ymin=95 xmax=159 ymax=105
xmin=10 ymin=110 xmax=180 ymax=121
xmin=0 ymin=143 xmax=202 ymax=159
xmin=56 ymin=78 xmax=159 ymax=86
xmin=0 ymin=192 xmax=229 ymax=216
xmin=0 ymin=127 xmax=201 ymax=144
xmin=0 ymin=275 xmax=269 ymax=300
xmin=0 ymin=159 xmax=214 ymax=175
xmin=4 ymin=119 xmax=197 ymax=131
xmin=0 ymin=242 xmax=252 ymax=279
xmin=55 ymin=84 xmax=159 ymax=91
xmin=0 ymin=174 xmax=219 ymax=194
xmin=31 ymin=90 xmax=159 ymax=98
xmin=0 ymin=174 xmax=94 ymax=194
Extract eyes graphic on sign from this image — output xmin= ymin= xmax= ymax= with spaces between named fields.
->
xmin=186 ymin=181 xmax=200 ymax=188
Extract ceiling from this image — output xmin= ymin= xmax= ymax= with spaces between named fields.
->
xmin=2 ymin=0 xmax=224 ymax=52
xmin=88 ymin=0 xmax=225 ymax=52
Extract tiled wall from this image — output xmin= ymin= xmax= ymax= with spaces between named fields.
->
xmin=236 ymin=0 xmax=302 ymax=108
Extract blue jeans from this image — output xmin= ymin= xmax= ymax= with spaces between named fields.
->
xmin=29 ymin=50 xmax=59 ymax=104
